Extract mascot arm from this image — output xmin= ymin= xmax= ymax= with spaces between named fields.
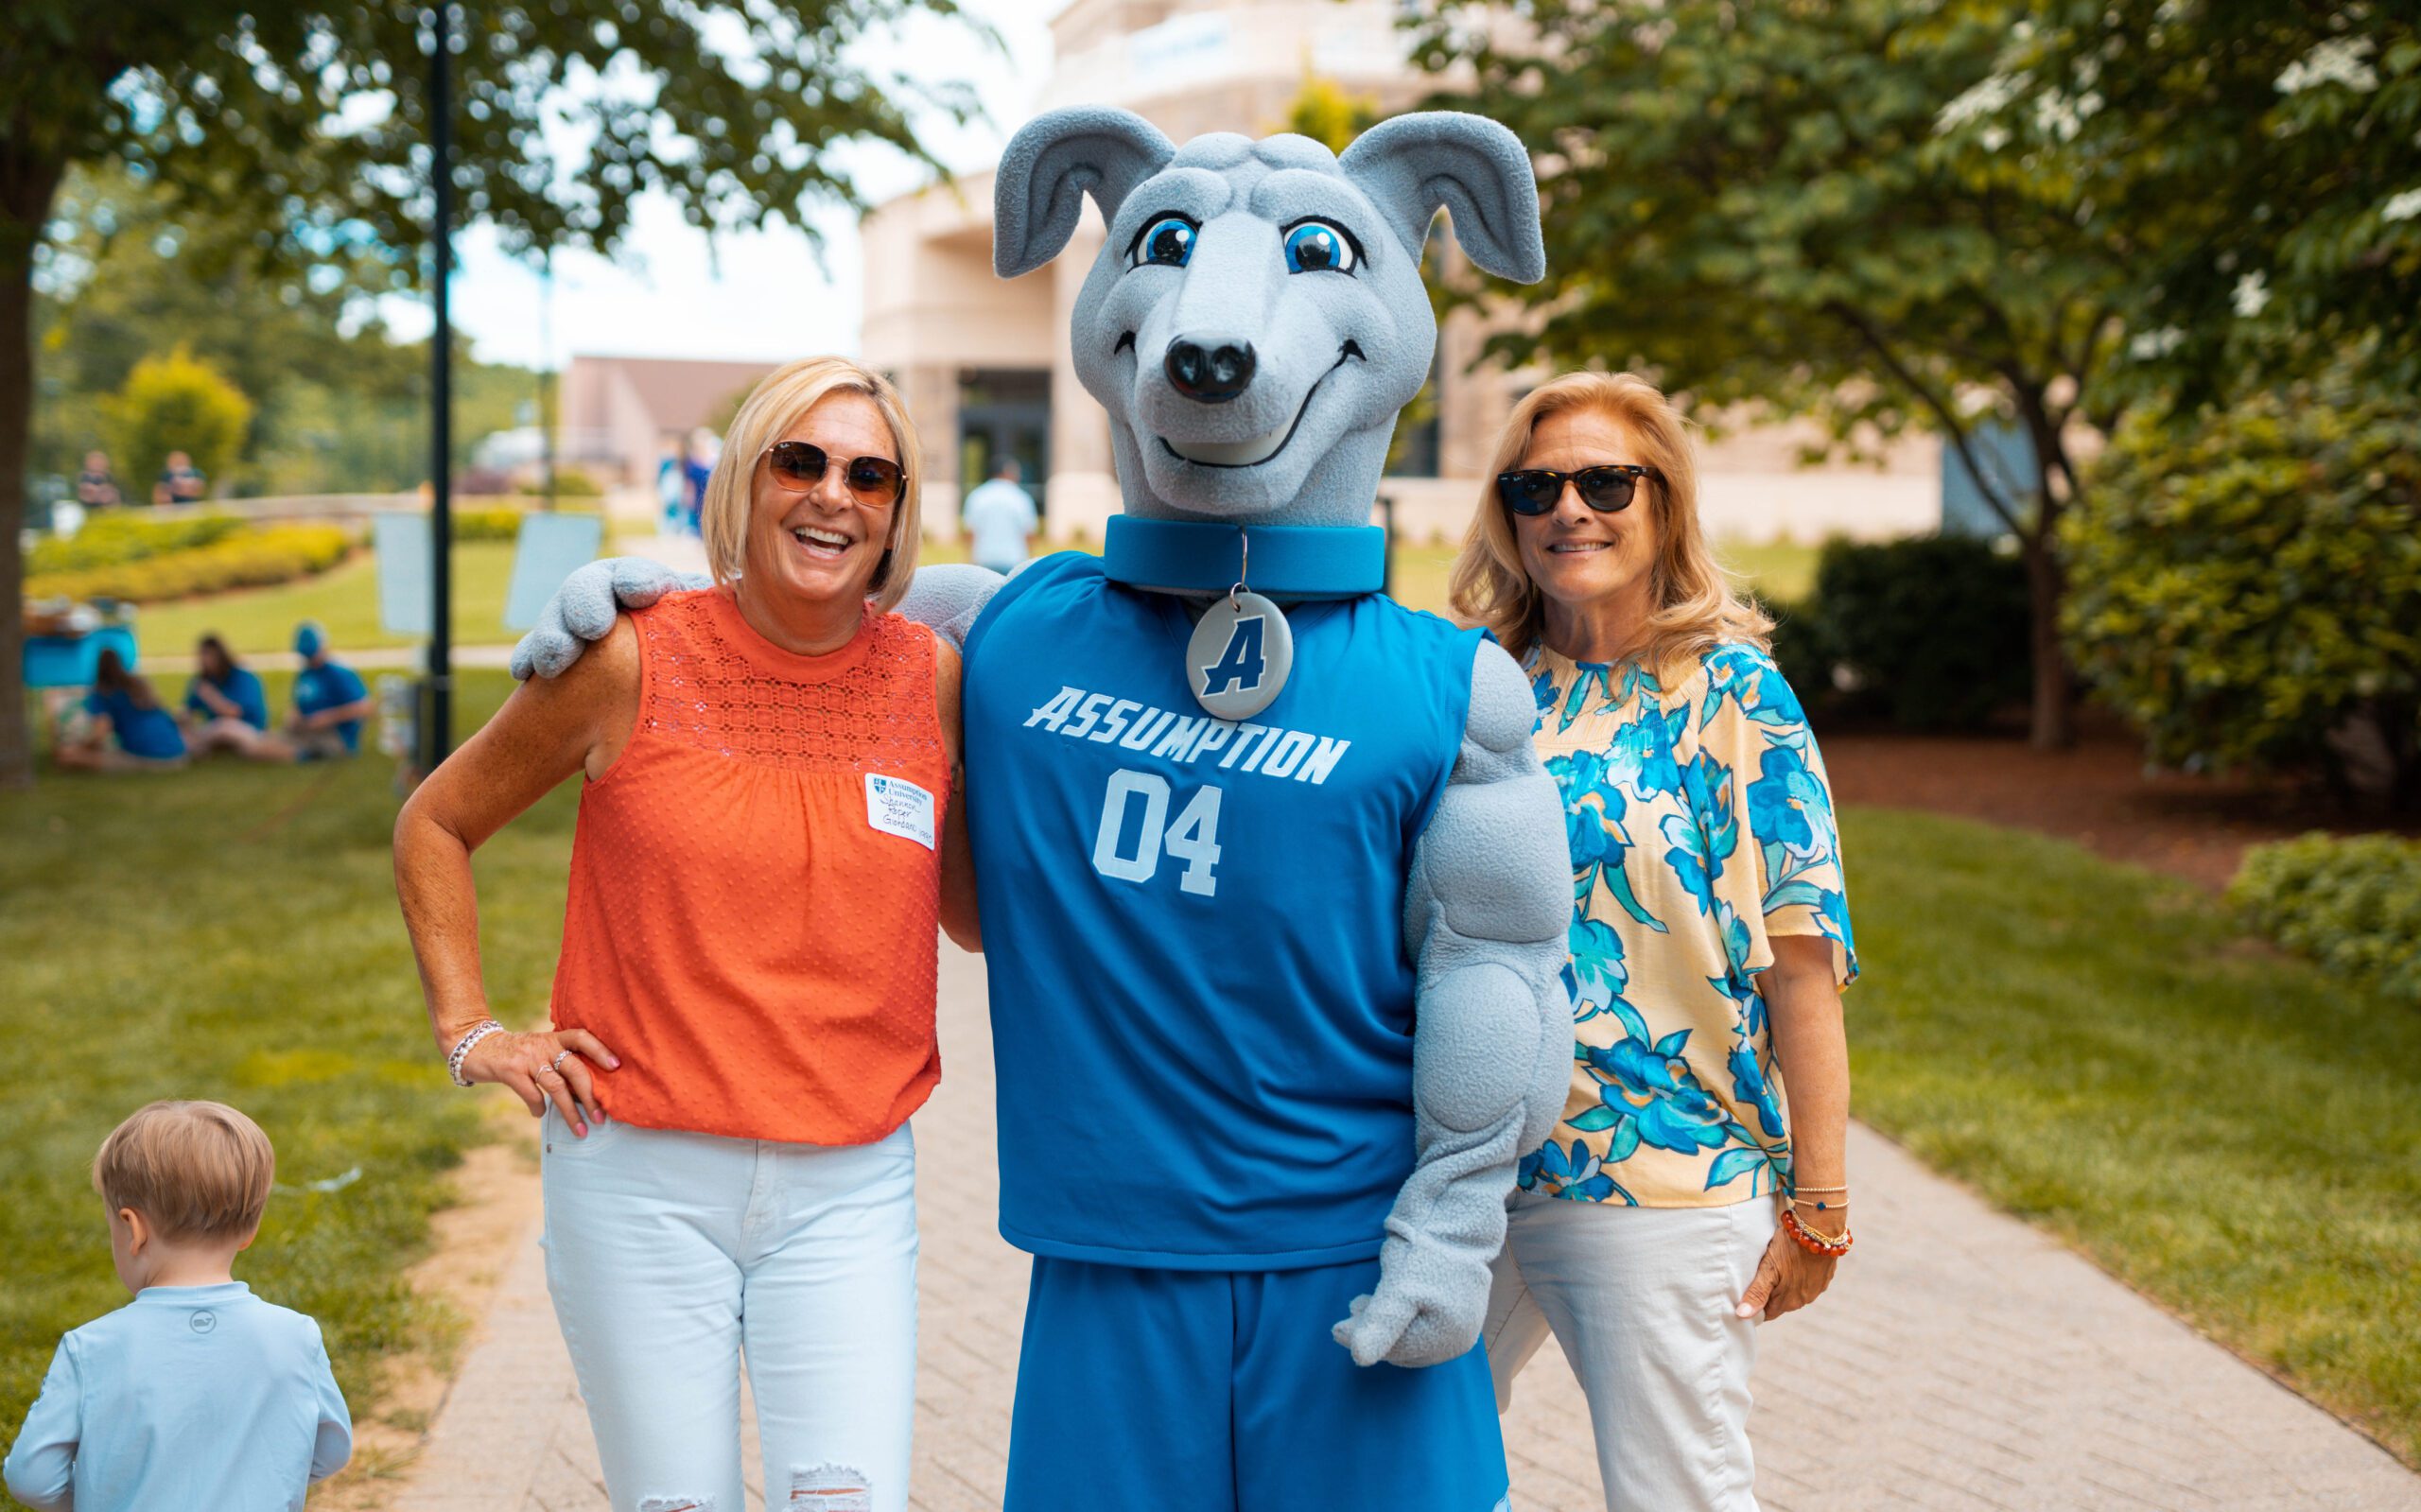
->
xmin=892 ymin=564 xmax=1005 ymax=653
xmin=1332 ymin=638 xmax=1570 ymax=1369
xmin=511 ymin=558 xmax=705 ymax=681
xmin=511 ymin=560 xmax=1006 ymax=682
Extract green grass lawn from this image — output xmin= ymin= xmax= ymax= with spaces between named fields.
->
xmin=1842 ymin=806 xmax=2421 ymax=1464
xmin=133 ymin=541 xmax=539 ymax=658
xmin=0 ymin=669 xmax=558 ymax=1501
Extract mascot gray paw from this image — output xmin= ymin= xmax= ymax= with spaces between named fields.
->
xmin=511 ymin=557 xmax=702 ymax=680
xmin=1332 ymin=1241 xmax=1488 ymax=1368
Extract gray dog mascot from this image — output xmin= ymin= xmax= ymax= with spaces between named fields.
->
xmin=516 ymin=107 xmax=1571 ymax=1512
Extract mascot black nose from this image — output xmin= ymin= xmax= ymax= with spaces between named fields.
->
xmin=1164 ymin=339 xmax=1257 ymax=403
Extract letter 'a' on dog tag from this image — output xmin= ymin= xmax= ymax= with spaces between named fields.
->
xmin=1187 ymin=591 xmax=1293 ymax=721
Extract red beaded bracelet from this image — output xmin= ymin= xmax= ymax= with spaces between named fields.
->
xmin=1781 ymin=1204 xmax=1854 ymax=1259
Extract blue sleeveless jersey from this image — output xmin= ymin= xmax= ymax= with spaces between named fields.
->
xmin=962 ymin=552 xmax=1483 ymax=1269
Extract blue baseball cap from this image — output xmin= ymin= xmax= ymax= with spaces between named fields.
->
xmin=292 ymin=621 xmax=326 ymax=658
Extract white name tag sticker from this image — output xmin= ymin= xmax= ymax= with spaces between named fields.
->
xmin=864 ymin=773 xmax=937 ymax=850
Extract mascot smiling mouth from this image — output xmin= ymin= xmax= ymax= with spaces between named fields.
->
xmin=1158 ymin=343 xmax=1361 ymax=469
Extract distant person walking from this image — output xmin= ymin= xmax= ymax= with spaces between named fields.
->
xmin=153 ymin=451 xmax=207 ymax=507
xmin=74 ymin=451 xmax=122 ymax=509
xmin=961 ymin=459 xmax=1039 ymax=576
xmin=56 ymin=648 xmax=187 ymax=773
xmin=183 ymin=634 xmax=285 ymax=761
xmin=285 ymin=623 xmax=374 ymax=761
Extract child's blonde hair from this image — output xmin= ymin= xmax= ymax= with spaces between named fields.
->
xmin=93 ymin=1101 xmax=275 ymax=1242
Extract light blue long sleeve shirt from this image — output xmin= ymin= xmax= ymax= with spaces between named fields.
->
xmin=3 ymin=1281 xmax=351 ymax=1512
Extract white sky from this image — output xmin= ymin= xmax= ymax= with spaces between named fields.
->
xmin=377 ymin=0 xmax=1058 ymax=369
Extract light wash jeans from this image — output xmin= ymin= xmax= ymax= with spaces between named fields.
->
xmin=1483 ymin=1191 xmax=1775 ymax=1512
xmin=539 ymin=1106 xmax=918 ymax=1512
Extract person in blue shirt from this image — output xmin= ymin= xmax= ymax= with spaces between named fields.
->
xmin=3 ymin=1100 xmax=352 ymax=1511
xmin=55 ymin=648 xmax=187 ymax=773
xmin=283 ymin=621 xmax=374 ymax=760
xmin=183 ymin=634 xmax=285 ymax=761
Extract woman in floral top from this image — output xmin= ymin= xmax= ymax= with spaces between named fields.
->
xmin=1450 ymin=373 xmax=1856 ymax=1511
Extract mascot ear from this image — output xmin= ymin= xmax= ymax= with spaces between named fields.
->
xmin=1338 ymin=112 xmax=1545 ymax=285
xmin=994 ymin=107 xmax=1178 ymax=279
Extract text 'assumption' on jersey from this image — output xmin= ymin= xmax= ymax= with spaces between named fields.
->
xmin=1021 ymin=686 xmax=1351 ymax=786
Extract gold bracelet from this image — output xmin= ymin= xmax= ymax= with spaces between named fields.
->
xmin=1790 ymin=1195 xmax=1849 ymax=1212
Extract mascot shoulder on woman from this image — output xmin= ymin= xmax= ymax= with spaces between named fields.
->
xmin=518 ymin=106 xmax=1571 ymax=1512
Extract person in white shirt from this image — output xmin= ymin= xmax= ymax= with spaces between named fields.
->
xmin=960 ymin=459 xmax=1040 ymax=575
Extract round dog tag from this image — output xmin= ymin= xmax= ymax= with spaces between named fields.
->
xmin=1187 ymin=591 xmax=1293 ymax=721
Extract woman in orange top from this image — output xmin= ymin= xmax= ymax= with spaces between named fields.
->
xmin=394 ymin=356 xmax=978 ymax=1512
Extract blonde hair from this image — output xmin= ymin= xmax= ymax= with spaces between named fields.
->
xmin=1449 ymin=371 xmax=1772 ymax=671
xmin=93 ymin=1100 xmax=275 ymax=1243
xmin=699 ymin=356 xmax=924 ymax=616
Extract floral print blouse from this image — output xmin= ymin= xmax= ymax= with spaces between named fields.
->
xmin=1519 ymin=640 xmax=1857 ymax=1208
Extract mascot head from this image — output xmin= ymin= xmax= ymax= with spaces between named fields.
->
xmin=994 ymin=108 xmax=1544 ymax=531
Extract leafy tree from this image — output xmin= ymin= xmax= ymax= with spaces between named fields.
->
xmin=1938 ymin=2 xmax=2421 ymax=407
xmin=1405 ymin=0 xmax=2177 ymax=748
xmin=103 ymin=345 xmax=253 ymax=496
xmin=2063 ymin=374 xmax=2421 ymax=812
xmin=0 ymin=0 xmax=977 ymax=788
xmin=33 ymin=168 xmax=424 ymax=485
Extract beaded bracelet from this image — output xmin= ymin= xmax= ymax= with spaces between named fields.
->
xmin=1780 ymin=1205 xmax=1854 ymax=1259
xmin=1791 ymin=1195 xmax=1849 ymax=1214
xmin=446 ymin=1019 xmax=506 ymax=1087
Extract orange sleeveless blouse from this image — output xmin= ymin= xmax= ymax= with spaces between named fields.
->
xmin=550 ymin=588 xmax=949 ymax=1145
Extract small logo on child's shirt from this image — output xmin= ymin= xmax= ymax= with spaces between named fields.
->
xmin=189 ymin=1310 xmax=217 ymax=1334
xmin=864 ymin=773 xmax=937 ymax=850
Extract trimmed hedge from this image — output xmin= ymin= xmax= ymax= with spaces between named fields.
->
xmin=2229 ymin=833 xmax=2421 ymax=1006
xmin=26 ymin=523 xmax=356 ymax=604
xmin=26 ymin=513 xmax=247 ymax=575
xmin=1770 ymin=535 xmax=2031 ymax=730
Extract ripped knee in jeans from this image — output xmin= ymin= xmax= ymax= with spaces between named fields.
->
xmin=785 ymin=1463 xmax=873 ymax=1510
xmin=637 ymin=1499 xmax=713 ymax=1512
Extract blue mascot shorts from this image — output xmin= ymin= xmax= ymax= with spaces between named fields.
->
xmin=1004 ymin=1255 xmax=1509 ymax=1512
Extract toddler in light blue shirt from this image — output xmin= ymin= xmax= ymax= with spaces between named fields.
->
xmin=4 ymin=1101 xmax=352 ymax=1511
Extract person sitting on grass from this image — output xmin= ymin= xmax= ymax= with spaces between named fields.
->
xmin=55 ymin=648 xmax=186 ymax=773
xmin=285 ymin=621 xmax=373 ymax=761
xmin=2 ymin=1100 xmax=353 ymax=1512
xmin=182 ymin=634 xmax=284 ymax=761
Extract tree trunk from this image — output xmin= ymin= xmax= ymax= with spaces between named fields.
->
xmin=2010 ymin=390 xmax=2078 ymax=753
xmin=0 ymin=148 xmax=66 ymax=791
xmin=2021 ymin=527 xmax=2073 ymax=751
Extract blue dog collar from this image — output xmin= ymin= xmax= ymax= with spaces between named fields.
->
xmin=1102 ymin=517 xmax=1385 ymax=599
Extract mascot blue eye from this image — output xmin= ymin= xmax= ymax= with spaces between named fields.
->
xmin=1134 ymin=217 xmax=1196 ymax=269
xmin=1282 ymin=221 xmax=1357 ymax=275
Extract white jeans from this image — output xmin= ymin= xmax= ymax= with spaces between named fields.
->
xmin=539 ymin=1107 xmax=919 ymax=1512
xmin=1484 ymin=1191 xmax=1774 ymax=1512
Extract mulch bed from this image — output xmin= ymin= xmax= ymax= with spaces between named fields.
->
xmin=1817 ymin=713 xmax=2379 ymax=893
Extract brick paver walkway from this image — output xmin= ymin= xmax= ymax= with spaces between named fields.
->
xmin=394 ymin=947 xmax=2419 ymax=1512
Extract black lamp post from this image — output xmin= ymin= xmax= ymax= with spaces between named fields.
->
xmin=423 ymin=0 xmax=456 ymax=769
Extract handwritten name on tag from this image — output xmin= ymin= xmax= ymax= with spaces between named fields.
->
xmin=864 ymin=773 xmax=937 ymax=850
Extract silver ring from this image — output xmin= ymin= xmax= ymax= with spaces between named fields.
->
xmin=548 ymin=1051 xmax=570 ymax=1074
